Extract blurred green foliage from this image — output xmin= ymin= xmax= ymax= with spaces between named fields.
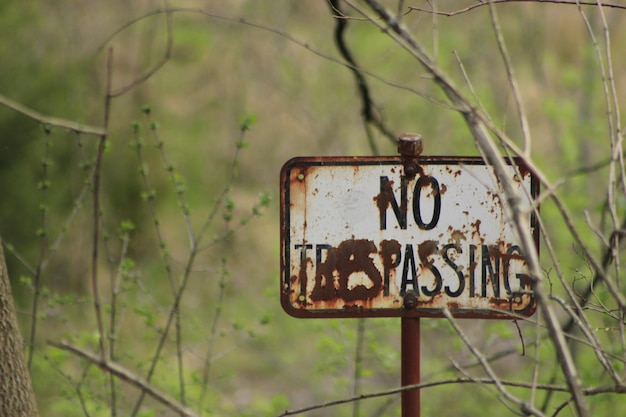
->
xmin=1 ymin=1 xmax=626 ymax=416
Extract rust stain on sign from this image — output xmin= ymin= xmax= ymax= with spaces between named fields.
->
xmin=280 ymin=156 xmax=539 ymax=319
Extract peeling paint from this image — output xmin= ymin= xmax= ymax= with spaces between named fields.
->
xmin=280 ymin=156 xmax=539 ymax=319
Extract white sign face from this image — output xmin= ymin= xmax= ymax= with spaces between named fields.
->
xmin=280 ymin=156 xmax=538 ymax=318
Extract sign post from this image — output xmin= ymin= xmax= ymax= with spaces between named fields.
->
xmin=401 ymin=292 xmax=420 ymax=417
xmin=279 ymin=135 xmax=538 ymax=416
xmin=398 ymin=135 xmax=423 ymax=417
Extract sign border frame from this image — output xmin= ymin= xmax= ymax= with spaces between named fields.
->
xmin=280 ymin=155 xmax=539 ymax=319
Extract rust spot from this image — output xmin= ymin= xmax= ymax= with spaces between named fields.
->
xmin=471 ymin=219 xmax=482 ymax=239
xmin=380 ymin=239 xmax=402 ymax=268
xmin=417 ymin=175 xmax=437 ymax=198
xmin=488 ymin=297 xmax=512 ymax=308
xmin=374 ymin=179 xmax=394 ymax=212
xmin=451 ymin=229 xmax=465 ymax=245
xmin=488 ymin=245 xmax=501 ymax=258
xmin=418 ymin=240 xmax=438 ymax=266
xmin=311 ymin=239 xmax=383 ymax=303
xmin=447 ymin=302 xmax=460 ymax=310
xmin=295 ymin=256 xmax=314 ymax=305
xmin=501 ymin=251 xmax=525 ymax=262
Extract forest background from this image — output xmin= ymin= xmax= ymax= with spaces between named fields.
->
xmin=1 ymin=1 xmax=626 ymax=416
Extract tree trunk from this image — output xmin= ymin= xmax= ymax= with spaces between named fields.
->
xmin=0 ymin=241 xmax=38 ymax=417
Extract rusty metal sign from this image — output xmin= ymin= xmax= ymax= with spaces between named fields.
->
xmin=280 ymin=156 xmax=538 ymax=319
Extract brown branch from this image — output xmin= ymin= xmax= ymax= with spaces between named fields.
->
xmin=0 ymin=94 xmax=105 ymax=136
xmin=351 ymin=0 xmax=626 ymax=331
xmin=353 ymin=1 xmax=591 ymax=415
xmin=105 ymin=6 xmax=453 ymax=114
xmin=443 ymin=308 xmax=544 ymax=416
xmin=486 ymin=1 xmax=532 ymax=155
xmin=27 ymin=127 xmax=54 ymax=369
xmin=276 ymin=372 xmax=626 ymax=417
xmin=48 ymin=341 xmax=199 ymax=417
xmin=109 ymin=9 xmax=174 ymax=97
xmin=328 ymin=0 xmax=397 ymax=154
xmin=275 ymin=377 xmax=565 ymax=417
xmin=46 ymin=339 xmax=626 ymax=417
xmin=408 ymin=0 xmax=626 ymax=17
xmin=91 ymin=48 xmax=114 ymax=362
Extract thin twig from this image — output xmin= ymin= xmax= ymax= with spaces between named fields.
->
xmin=109 ymin=9 xmax=174 ymax=98
xmin=41 ymin=134 xmax=95 ymax=271
xmin=131 ymin=121 xmax=256 ymax=415
xmin=147 ymin=117 xmax=194 ymax=248
xmin=276 ymin=375 xmax=574 ymax=417
xmin=0 ymin=242 xmax=36 ymax=275
xmin=452 ymin=51 xmax=492 ymax=121
xmin=486 ymin=1 xmax=532 ymax=156
xmin=328 ymin=0 xmax=395 ymax=154
xmin=443 ymin=308 xmax=544 ymax=416
xmin=352 ymin=2 xmax=591 ymax=415
xmin=587 ymin=0 xmax=626 ymax=374
xmin=108 ymin=228 xmax=132 ymax=417
xmin=551 ymin=295 xmax=622 ymax=384
xmin=129 ymin=120 xmax=185 ymax=416
xmin=0 ymin=94 xmax=105 ymax=136
xmin=196 ymin=125 xmax=246 ymax=244
xmin=27 ymin=127 xmax=52 ymax=368
xmin=91 ymin=47 xmax=114 ymax=362
xmin=578 ymin=0 xmax=622 ymax=309
xmin=48 ymin=341 xmax=199 ymax=417
xmin=408 ymin=0 xmax=626 ymax=17
xmin=143 ymin=111 xmax=190 ymax=410
xmin=53 ymin=335 xmax=597 ymax=417
xmin=198 ymin=257 xmax=228 ymax=414
xmin=106 ymin=6 xmax=454 ymax=112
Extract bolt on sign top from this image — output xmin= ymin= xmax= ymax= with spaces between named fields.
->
xmin=280 ymin=155 xmax=539 ymax=319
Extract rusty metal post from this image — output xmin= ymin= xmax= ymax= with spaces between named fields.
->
xmin=402 ymin=292 xmax=420 ymax=417
xmin=398 ymin=134 xmax=423 ymax=417
xmin=397 ymin=133 xmax=423 ymax=179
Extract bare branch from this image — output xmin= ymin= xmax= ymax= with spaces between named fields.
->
xmin=353 ymin=1 xmax=591 ymax=414
xmin=275 ymin=375 xmax=577 ymax=417
xmin=109 ymin=8 xmax=174 ymax=97
xmin=106 ymin=6 xmax=454 ymax=114
xmin=328 ymin=0 xmax=397 ymax=154
xmin=580 ymin=2 xmax=626 ymax=370
xmin=198 ymin=257 xmax=228 ymax=410
xmin=486 ymin=1 xmax=532 ymax=155
xmin=408 ymin=0 xmax=626 ymax=17
xmin=452 ymin=51 xmax=492 ymax=122
xmin=48 ymin=341 xmax=199 ymax=417
xmin=551 ymin=295 xmax=622 ymax=384
xmin=443 ymin=308 xmax=545 ymax=416
xmin=0 ymin=94 xmax=105 ymax=136
xmin=91 ymin=48 xmax=114 ymax=362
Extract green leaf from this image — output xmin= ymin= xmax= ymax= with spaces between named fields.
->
xmin=239 ymin=113 xmax=256 ymax=131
